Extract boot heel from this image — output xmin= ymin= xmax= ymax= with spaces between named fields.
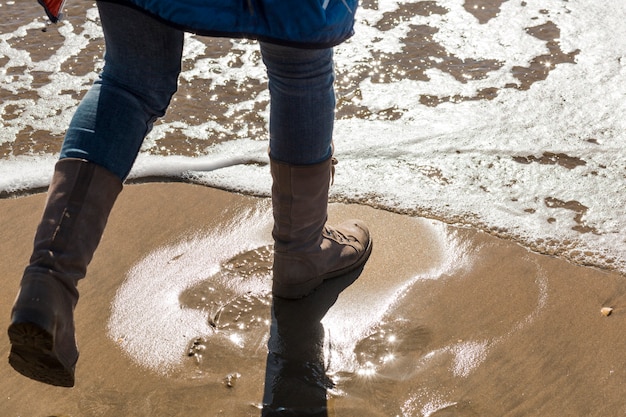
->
xmin=8 ymin=276 xmax=77 ymax=387
xmin=8 ymin=310 xmax=55 ymax=351
xmin=8 ymin=320 xmax=75 ymax=387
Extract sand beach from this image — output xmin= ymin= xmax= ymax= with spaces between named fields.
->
xmin=2 ymin=182 xmax=626 ymax=416
xmin=3 ymin=0 xmax=626 ymax=415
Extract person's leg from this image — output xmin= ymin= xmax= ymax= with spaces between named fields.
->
xmin=7 ymin=2 xmax=183 ymax=387
xmin=261 ymin=42 xmax=335 ymax=165
xmin=260 ymin=43 xmax=372 ymax=299
xmin=61 ymin=1 xmax=184 ymax=180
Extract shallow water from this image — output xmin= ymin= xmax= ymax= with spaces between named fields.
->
xmin=102 ymin=201 xmax=551 ymax=416
xmin=3 ymin=0 xmax=626 ymax=276
xmin=3 ymin=182 xmax=625 ymax=416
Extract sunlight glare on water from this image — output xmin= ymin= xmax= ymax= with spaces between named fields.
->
xmin=2 ymin=0 xmax=626 ymax=276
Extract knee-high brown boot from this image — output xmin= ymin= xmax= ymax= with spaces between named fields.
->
xmin=7 ymin=158 xmax=122 ymax=387
xmin=270 ymin=156 xmax=372 ymax=299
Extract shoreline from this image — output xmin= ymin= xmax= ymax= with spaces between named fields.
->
xmin=4 ymin=176 xmax=621 ymax=281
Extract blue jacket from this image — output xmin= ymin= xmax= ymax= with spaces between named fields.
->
xmin=40 ymin=0 xmax=358 ymax=48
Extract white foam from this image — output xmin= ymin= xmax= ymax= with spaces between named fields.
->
xmin=106 ymin=206 xmax=272 ymax=373
xmin=449 ymin=340 xmax=489 ymax=378
xmin=0 ymin=155 xmax=57 ymax=193
xmin=3 ymin=1 xmax=626 ymax=276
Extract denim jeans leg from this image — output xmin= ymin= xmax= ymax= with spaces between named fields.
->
xmin=60 ymin=1 xmax=184 ymax=181
xmin=260 ymin=42 xmax=335 ymax=165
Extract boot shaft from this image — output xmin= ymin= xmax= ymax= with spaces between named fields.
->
xmin=9 ymin=158 xmax=122 ymax=387
xmin=270 ymin=156 xmax=372 ymax=299
xmin=27 ymin=158 xmax=123 ymax=286
xmin=270 ymin=157 xmax=332 ymax=253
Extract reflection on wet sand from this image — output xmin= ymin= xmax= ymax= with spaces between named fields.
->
xmin=262 ymin=268 xmax=363 ymax=417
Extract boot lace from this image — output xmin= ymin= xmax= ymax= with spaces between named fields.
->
xmin=330 ymin=157 xmax=338 ymax=185
xmin=323 ymin=226 xmax=357 ymax=243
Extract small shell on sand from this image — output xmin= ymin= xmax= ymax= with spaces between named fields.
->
xmin=601 ymin=307 xmax=613 ymax=317
xmin=224 ymin=372 xmax=241 ymax=388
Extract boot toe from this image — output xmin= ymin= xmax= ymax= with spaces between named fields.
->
xmin=325 ymin=219 xmax=371 ymax=254
xmin=339 ymin=219 xmax=371 ymax=248
xmin=322 ymin=219 xmax=373 ymax=277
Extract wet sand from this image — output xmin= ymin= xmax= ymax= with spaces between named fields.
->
xmin=1 ymin=182 xmax=626 ymax=416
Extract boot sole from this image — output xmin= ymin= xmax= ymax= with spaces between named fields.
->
xmin=273 ymin=239 xmax=374 ymax=299
xmin=7 ymin=321 xmax=75 ymax=387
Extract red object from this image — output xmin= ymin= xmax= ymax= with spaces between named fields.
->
xmin=38 ymin=0 xmax=66 ymax=23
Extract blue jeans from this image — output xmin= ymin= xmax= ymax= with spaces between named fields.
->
xmin=61 ymin=1 xmax=335 ymax=181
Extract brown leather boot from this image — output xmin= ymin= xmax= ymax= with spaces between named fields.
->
xmin=270 ymin=156 xmax=372 ymax=299
xmin=7 ymin=158 xmax=122 ymax=387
